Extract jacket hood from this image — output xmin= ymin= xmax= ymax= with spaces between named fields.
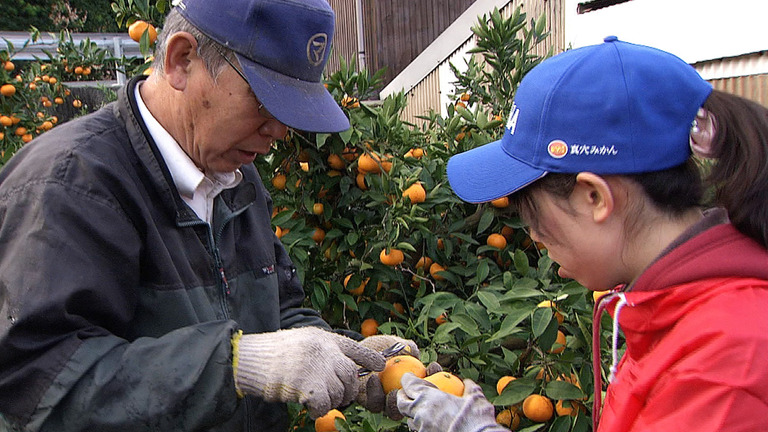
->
xmin=630 ymin=217 xmax=768 ymax=294
xmin=591 ymin=212 xmax=768 ymax=430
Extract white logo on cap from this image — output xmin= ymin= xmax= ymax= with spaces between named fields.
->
xmin=506 ymin=104 xmax=520 ymax=135
xmin=307 ymin=33 xmax=328 ymax=66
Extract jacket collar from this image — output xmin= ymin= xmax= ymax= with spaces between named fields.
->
xmin=116 ymin=76 xmax=257 ymax=225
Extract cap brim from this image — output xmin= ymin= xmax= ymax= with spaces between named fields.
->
xmin=447 ymin=139 xmax=547 ymax=203
xmin=237 ymin=54 xmax=350 ymax=133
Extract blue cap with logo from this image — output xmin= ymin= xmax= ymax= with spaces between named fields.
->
xmin=175 ymin=0 xmax=349 ymax=133
xmin=447 ymin=36 xmax=713 ymax=203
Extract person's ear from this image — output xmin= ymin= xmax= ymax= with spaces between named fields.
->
xmin=574 ymin=172 xmax=614 ymax=223
xmin=689 ymin=108 xmax=717 ymax=158
xmin=163 ymin=32 xmax=199 ymax=91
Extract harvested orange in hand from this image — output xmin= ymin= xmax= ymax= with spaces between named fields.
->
xmin=522 ymin=394 xmax=554 ymax=422
xmin=379 ymin=355 xmax=427 ymax=393
xmin=424 ymin=371 xmax=464 ymax=396
xmin=379 ymin=248 xmax=404 ymax=266
xmin=315 ymin=409 xmax=345 ymax=432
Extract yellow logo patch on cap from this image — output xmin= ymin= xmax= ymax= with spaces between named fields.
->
xmin=547 ymin=140 xmax=568 ymax=158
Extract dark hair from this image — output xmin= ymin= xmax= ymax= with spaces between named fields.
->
xmin=704 ymin=90 xmax=768 ymax=248
xmin=512 ymin=90 xmax=768 ymax=249
xmin=510 ymin=161 xmax=703 ymax=236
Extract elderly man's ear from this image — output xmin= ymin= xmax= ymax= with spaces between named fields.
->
xmin=689 ymin=108 xmax=716 ymax=158
xmin=163 ymin=32 xmax=199 ymax=91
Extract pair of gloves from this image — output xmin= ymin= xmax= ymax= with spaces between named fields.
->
xmin=232 ymin=326 xmax=502 ymax=432
xmin=231 ymin=326 xmax=420 ymax=418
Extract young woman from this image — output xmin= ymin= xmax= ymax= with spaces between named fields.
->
xmin=396 ymin=36 xmax=768 ymax=432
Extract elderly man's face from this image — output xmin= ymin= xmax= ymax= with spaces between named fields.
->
xmin=181 ymin=59 xmax=287 ymax=173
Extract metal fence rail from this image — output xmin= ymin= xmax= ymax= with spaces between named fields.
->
xmin=1 ymin=31 xmax=142 ymax=86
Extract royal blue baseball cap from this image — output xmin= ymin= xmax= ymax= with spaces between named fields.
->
xmin=175 ymin=0 xmax=350 ymax=133
xmin=447 ymin=36 xmax=713 ymax=203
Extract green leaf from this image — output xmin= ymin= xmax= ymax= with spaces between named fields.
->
xmin=476 ymin=290 xmax=500 ymax=312
xmin=534 ymin=12 xmax=547 ymax=38
xmin=345 ymin=231 xmax=359 ymax=245
xmin=450 ymin=313 xmax=479 ymax=336
xmin=513 ymin=249 xmax=530 ymax=275
xmin=396 ymin=241 xmax=418 ymax=253
xmin=477 ymin=209 xmax=494 ymax=234
xmin=338 ymin=293 xmax=358 ymax=311
xmin=549 ymin=416 xmax=572 ymax=432
xmin=531 ymin=307 xmax=553 ymax=338
xmin=537 ymin=317 xmax=559 ymax=351
xmin=338 ymin=128 xmax=353 ymax=144
xmin=493 ymin=377 xmax=536 ymax=406
xmin=315 ymin=133 xmax=330 ymax=147
xmin=487 ymin=305 xmax=529 ymax=341
xmin=433 ymin=322 xmax=460 ymax=344
xmin=475 ymin=259 xmax=490 ymax=285
xmin=545 ymin=380 xmax=586 ymax=401
xmin=456 ymin=105 xmax=474 ymax=122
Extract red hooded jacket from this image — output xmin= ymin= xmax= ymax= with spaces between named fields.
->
xmin=594 ymin=210 xmax=768 ymax=431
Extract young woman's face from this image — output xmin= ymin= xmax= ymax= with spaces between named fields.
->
xmin=523 ymin=189 xmax=626 ymax=291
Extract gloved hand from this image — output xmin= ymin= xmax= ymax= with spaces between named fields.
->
xmin=397 ymin=373 xmax=509 ymax=432
xmin=355 ymin=335 xmax=439 ymax=420
xmin=359 ymin=334 xmax=420 ymax=358
xmin=233 ymin=327 xmax=386 ymax=419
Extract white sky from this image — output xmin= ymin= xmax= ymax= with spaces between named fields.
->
xmin=565 ymin=0 xmax=768 ymax=63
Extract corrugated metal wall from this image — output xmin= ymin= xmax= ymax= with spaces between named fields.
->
xmin=362 ymin=0 xmax=477 ymax=86
xmin=327 ymin=0 xmax=477 ymax=85
xmin=694 ymin=52 xmax=768 ymax=107
xmin=326 ymin=0 xmax=359 ymax=74
xmin=399 ymin=0 xmax=566 ymax=126
xmin=709 ymin=74 xmax=768 ymax=107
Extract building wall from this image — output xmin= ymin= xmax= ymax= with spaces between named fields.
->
xmin=326 ymin=0 xmax=476 ymax=86
xmin=694 ymin=51 xmax=768 ymax=108
xmin=398 ymin=0 xmax=566 ymax=126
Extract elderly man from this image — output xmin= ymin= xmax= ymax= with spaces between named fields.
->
xmin=0 ymin=0 xmax=414 ymax=430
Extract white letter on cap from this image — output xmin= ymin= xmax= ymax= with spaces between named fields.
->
xmin=506 ymin=105 xmax=520 ymax=135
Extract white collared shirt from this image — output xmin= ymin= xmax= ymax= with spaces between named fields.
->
xmin=134 ymin=83 xmax=242 ymax=224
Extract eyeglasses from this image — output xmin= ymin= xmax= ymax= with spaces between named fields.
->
xmin=214 ymin=46 xmax=275 ymax=120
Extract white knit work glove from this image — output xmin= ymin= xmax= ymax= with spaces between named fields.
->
xmin=397 ymin=373 xmax=509 ymax=432
xmin=233 ymin=327 xmax=386 ymax=418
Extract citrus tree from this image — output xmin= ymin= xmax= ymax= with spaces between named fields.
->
xmin=0 ymin=38 xmax=76 ymax=164
xmin=259 ymin=7 xmax=612 ymax=432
